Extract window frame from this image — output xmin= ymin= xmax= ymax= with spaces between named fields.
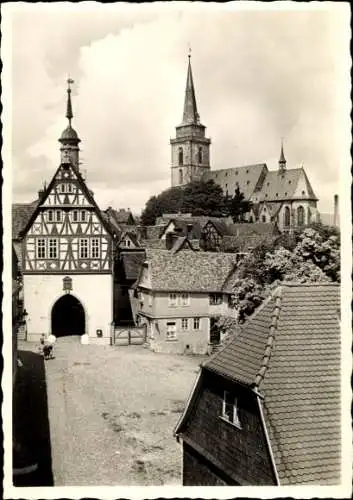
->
xmin=47 ymin=210 xmax=54 ymax=223
xmin=209 ymin=293 xmax=223 ymax=306
xmin=166 ymin=321 xmax=177 ymax=341
xmin=91 ymin=238 xmax=100 ymax=259
xmin=181 ymin=318 xmax=189 ymax=331
xmin=56 ymin=210 xmax=62 ymax=222
xmin=221 ymin=390 xmax=241 ymax=428
xmin=48 ymin=238 xmax=58 ymax=259
xmin=72 ymin=210 xmax=78 ymax=222
xmin=168 ymin=293 xmax=178 ymax=307
xmin=193 ymin=317 xmax=200 ymax=330
xmin=36 ymin=238 xmax=46 ymax=259
xmin=81 ymin=210 xmax=87 ymax=222
xmin=180 ymin=293 xmax=190 ymax=307
xmin=79 ymin=238 xmax=89 ymax=259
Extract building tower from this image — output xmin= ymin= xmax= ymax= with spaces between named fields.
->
xmin=59 ymin=78 xmax=81 ymax=168
xmin=170 ymin=53 xmax=211 ymax=187
xmin=278 ymin=139 xmax=286 ymax=173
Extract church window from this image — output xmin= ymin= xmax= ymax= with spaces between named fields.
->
xmin=178 ymin=147 xmax=183 ymax=166
xmin=56 ymin=210 xmax=62 ymax=222
xmin=284 ymin=206 xmax=290 ymax=227
xmin=81 ymin=210 xmax=87 ymax=222
xmin=262 ymin=215 xmax=266 ymax=222
xmin=79 ymin=238 xmax=89 ymax=259
xmin=179 ymin=169 xmax=183 ymax=185
xmin=36 ymin=239 xmax=46 ymax=259
xmin=48 ymin=210 xmax=54 ymax=223
xmin=198 ymin=147 xmax=203 ymax=164
xmin=72 ymin=210 xmax=78 ymax=222
xmin=48 ymin=239 xmax=58 ymax=259
xmin=91 ymin=238 xmax=100 ymax=258
xmin=297 ymin=205 xmax=305 ymax=226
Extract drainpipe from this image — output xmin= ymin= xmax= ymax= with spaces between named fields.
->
xmin=254 ymin=387 xmax=280 ymax=486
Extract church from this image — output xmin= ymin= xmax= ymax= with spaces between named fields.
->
xmin=15 ymin=81 xmax=114 ymax=344
xmin=170 ymin=55 xmax=319 ymax=231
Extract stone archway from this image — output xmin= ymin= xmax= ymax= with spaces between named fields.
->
xmin=51 ymin=294 xmax=85 ymax=337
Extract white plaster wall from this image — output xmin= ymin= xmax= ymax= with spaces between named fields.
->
xmin=23 ymin=273 xmax=113 ymax=343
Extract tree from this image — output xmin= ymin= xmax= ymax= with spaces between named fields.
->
xmin=140 ymin=180 xmax=246 ymax=225
xmin=225 ymin=186 xmax=252 ymax=223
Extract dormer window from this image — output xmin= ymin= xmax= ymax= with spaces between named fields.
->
xmin=221 ymin=391 xmax=241 ymax=428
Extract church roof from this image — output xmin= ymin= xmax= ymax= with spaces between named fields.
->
xmin=203 ymin=164 xmax=268 ymax=199
xmin=258 ymin=168 xmax=318 ymax=202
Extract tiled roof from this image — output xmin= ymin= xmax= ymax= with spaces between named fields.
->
xmin=203 ymin=164 xmax=268 ymax=199
xmin=204 ymin=283 xmax=341 ymax=485
xmin=120 ymin=251 xmax=146 ymax=281
xmin=141 ymin=249 xmax=238 ymax=292
xmin=227 ymin=222 xmax=280 ymax=237
xmin=145 ymin=225 xmax=166 ymax=240
xmin=160 ymin=216 xmax=233 ymax=240
xmin=106 ymin=207 xmax=134 ymax=224
xmin=256 ymin=168 xmax=318 ymax=202
xmin=12 ymin=201 xmax=39 ymax=239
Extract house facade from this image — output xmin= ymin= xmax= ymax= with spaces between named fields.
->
xmin=134 ymin=249 xmax=239 ymax=355
xmin=175 ymin=283 xmax=341 ymax=485
xmin=171 ymin=56 xmax=320 ymax=232
xmin=18 ymin=81 xmax=114 ymax=344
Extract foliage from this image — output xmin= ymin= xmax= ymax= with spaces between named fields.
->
xmin=227 ymin=226 xmax=340 ymax=324
xmin=140 ymin=180 xmax=250 ymax=226
xmin=224 ymin=186 xmax=253 ymax=223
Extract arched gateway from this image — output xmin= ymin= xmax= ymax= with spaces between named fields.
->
xmin=51 ymin=295 xmax=85 ymax=337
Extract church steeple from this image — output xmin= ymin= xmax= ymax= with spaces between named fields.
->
xmin=278 ymin=139 xmax=286 ymax=172
xmin=170 ymin=52 xmax=211 ymax=187
xmin=182 ymin=53 xmax=200 ymax=125
xmin=59 ymin=78 xmax=81 ymax=167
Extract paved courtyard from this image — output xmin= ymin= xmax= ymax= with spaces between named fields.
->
xmin=18 ymin=337 xmax=204 ymax=486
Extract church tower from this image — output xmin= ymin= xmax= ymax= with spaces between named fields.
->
xmin=170 ymin=53 xmax=211 ymax=187
xmin=59 ymin=78 xmax=81 ymax=168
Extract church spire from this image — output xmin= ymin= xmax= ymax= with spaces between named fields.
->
xmin=279 ymin=138 xmax=286 ymax=172
xmin=182 ymin=50 xmax=200 ymax=125
xmin=59 ymin=77 xmax=80 ymax=167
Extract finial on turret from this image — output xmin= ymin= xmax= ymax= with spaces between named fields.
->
xmin=188 ymin=44 xmax=192 ymax=60
xmin=66 ymin=76 xmax=74 ymax=126
xmin=279 ymin=137 xmax=286 ymax=172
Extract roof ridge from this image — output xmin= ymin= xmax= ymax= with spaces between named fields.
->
xmin=254 ymin=286 xmax=283 ymax=388
xmin=280 ymin=281 xmax=339 ymax=288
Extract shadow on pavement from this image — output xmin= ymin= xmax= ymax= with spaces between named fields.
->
xmin=13 ymin=349 xmax=54 ymax=486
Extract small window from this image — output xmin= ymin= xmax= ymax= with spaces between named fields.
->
xmin=148 ymin=294 xmax=153 ymax=307
xmin=267 ymin=182 xmax=270 ymax=186
xmin=72 ymin=210 xmax=78 ymax=222
xmin=198 ymin=147 xmax=202 ymax=164
xmin=91 ymin=238 xmax=100 ymax=258
xmin=56 ymin=210 xmax=62 ymax=222
xmin=302 ymin=190 xmax=305 ymax=196
xmin=193 ymin=317 xmax=200 ymax=330
xmin=265 ymin=194 xmax=268 ymax=198
xmin=288 ymin=180 xmax=292 ymax=184
xmin=246 ymin=180 xmax=250 ymax=185
xmin=166 ymin=322 xmax=177 ymax=340
xmin=246 ymin=169 xmax=249 ymax=174
xmin=225 ymin=183 xmax=228 ymax=189
xmin=276 ymin=193 xmax=278 ymax=197
xmin=67 ymin=183 xmax=73 ymax=193
xmin=81 ymin=210 xmax=87 ymax=222
xmin=48 ymin=239 xmax=58 ymax=259
xmin=222 ymin=391 xmax=241 ymax=427
xmin=79 ymin=238 xmax=89 ymax=259
xmin=178 ymin=147 xmax=183 ymax=166
xmin=168 ymin=293 xmax=178 ymax=307
xmin=235 ymin=171 xmax=238 ymax=175
xmin=181 ymin=293 xmax=190 ymax=306
xmin=60 ymin=183 xmax=66 ymax=193
xmin=209 ymin=293 xmax=222 ymax=305
xmin=179 ymin=169 xmax=183 ymax=185
xmin=47 ymin=210 xmax=54 ymax=223
xmin=262 ymin=215 xmax=266 ymax=222
xmin=225 ymin=172 xmax=228 ymax=177
xmin=37 ymin=238 xmax=46 ymax=259
xmin=181 ymin=318 xmax=188 ymax=330
xmin=284 ymin=192 xmax=287 ymax=196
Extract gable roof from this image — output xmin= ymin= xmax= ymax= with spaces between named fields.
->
xmin=204 ymin=282 xmax=341 ymax=485
xmin=256 ymin=168 xmax=318 ymax=202
xmin=119 ymin=231 xmax=140 ymax=248
xmin=19 ymin=163 xmax=113 ymax=238
xmin=227 ymin=222 xmax=280 ymax=237
xmin=12 ymin=200 xmax=39 ymax=239
xmin=106 ymin=207 xmax=134 ymax=225
xmin=138 ymin=249 xmax=238 ymax=292
xmin=203 ymin=164 xmax=268 ymax=199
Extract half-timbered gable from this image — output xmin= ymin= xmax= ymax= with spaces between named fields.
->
xmin=21 ymin=163 xmax=113 ymax=275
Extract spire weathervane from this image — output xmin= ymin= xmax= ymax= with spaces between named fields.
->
xmin=66 ymin=76 xmax=74 ymax=126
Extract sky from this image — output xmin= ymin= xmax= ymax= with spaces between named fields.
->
xmin=4 ymin=2 xmax=351 ymax=215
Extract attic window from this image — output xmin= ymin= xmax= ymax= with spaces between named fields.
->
xmin=221 ymin=391 xmax=241 ymax=428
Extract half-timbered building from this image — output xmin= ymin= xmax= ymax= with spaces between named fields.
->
xmin=18 ymin=81 xmax=114 ymax=344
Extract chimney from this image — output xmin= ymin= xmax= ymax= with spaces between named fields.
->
xmin=166 ymin=231 xmax=179 ymax=250
xmin=333 ymin=194 xmax=339 ymax=227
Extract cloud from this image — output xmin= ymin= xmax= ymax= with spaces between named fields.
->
xmin=7 ymin=4 xmax=349 ymax=214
